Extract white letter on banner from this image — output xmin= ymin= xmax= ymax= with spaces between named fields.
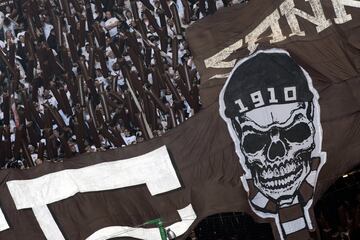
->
xmin=204 ymin=39 xmax=243 ymax=69
xmin=6 ymin=146 xmax=182 ymax=240
xmin=331 ymin=0 xmax=360 ymax=24
xmin=280 ymin=0 xmax=331 ymax=36
xmin=0 ymin=208 xmax=9 ymax=232
xmin=245 ymin=9 xmax=287 ymax=54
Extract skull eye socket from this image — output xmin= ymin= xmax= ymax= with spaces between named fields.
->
xmin=283 ymin=122 xmax=311 ymax=143
xmin=242 ymin=132 xmax=268 ymax=154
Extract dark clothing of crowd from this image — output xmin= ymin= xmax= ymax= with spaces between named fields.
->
xmin=315 ymin=170 xmax=360 ymax=240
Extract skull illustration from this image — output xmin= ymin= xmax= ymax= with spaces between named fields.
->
xmin=220 ymin=49 xmax=324 ymax=206
xmin=234 ymin=102 xmax=315 ymax=201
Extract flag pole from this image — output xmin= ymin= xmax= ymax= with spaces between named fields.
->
xmin=144 ymin=218 xmax=167 ymax=240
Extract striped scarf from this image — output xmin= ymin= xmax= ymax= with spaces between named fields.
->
xmin=247 ymin=157 xmax=321 ymax=240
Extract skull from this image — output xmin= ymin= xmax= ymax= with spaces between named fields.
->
xmin=234 ymin=102 xmax=315 ymax=201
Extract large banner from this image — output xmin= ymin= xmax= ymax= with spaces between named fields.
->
xmin=0 ymin=1 xmax=358 ymax=240
xmin=186 ymin=0 xmax=360 ymax=239
xmin=0 ymin=106 xmax=249 ymax=240
xmin=187 ymin=0 xmax=360 ymax=107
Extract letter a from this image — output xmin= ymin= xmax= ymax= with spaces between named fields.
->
xmin=245 ymin=10 xmax=287 ymax=54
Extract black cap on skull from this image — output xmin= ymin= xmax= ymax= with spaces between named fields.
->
xmin=223 ymin=52 xmax=314 ymax=118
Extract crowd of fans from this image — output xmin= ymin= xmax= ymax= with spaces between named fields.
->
xmin=0 ymin=0 xmax=248 ymax=169
xmin=0 ymin=1 xmax=357 ymax=240
xmin=315 ymin=168 xmax=360 ymax=240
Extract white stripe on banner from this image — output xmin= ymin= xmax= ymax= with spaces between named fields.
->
xmin=252 ymin=191 xmax=269 ymax=208
xmin=7 ymin=146 xmax=181 ymax=210
xmin=282 ymin=217 xmax=306 ymax=235
xmin=0 ymin=208 xmax=9 ymax=232
xmin=306 ymin=170 xmax=317 ymax=187
xmin=6 ymin=146 xmax=184 ymax=240
xmin=32 ymin=206 xmax=65 ymax=240
xmin=86 ymin=204 xmax=197 ymax=240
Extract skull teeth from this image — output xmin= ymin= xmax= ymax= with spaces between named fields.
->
xmin=259 ymin=160 xmax=298 ymax=180
xmin=260 ymin=169 xmax=303 ymax=190
xmin=257 ymin=158 xmax=305 ymax=190
xmin=280 ymin=166 xmax=285 ymax=176
xmin=274 ymin=168 xmax=279 ymax=177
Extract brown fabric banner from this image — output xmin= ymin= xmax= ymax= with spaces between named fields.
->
xmin=186 ymin=0 xmax=360 ymax=239
xmin=0 ymin=1 xmax=358 ymax=240
xmin=187 ymin=0 xmax=360 ymax=108
xmin=0 ymin=104 xmax=251 ymax=240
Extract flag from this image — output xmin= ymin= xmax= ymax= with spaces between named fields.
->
xmin=186 ymin=0 xmax=360 ymax=239
xmin=0 ymin=1 xmax=359 ymax=240
xmin=0 ymin=105 xmax=247 ymax=239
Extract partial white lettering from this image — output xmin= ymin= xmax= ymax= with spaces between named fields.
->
xmin=251 ymin=91 xmax=265 ymax=107
xmin=331 ymin=0 xmax=360 ymax=24
xmin=284 ymin=87 xmax=297 ymax=101
xmin=204 ymin=39 xmax=243 ymax=69
xmin=280 ymin=0 xmax=331 ymax=36
xmin=235 ymin=99 xmax=249 ymax=113
xmin=7 ymin=146 xmax=181 ymax=240
xmin=268 ymin=88 xmax=279 ymax=103
xmin=245 ymin=10 xmax=287 ymax=54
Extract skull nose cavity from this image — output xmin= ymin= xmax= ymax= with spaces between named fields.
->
xmin=267 ymin=140 xmax=286 ymax=161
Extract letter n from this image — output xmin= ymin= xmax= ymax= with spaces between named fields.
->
xmin=280 ymin=0 xmax=332 ymax=36
xmin=331 ymin=0 xmax=360 ymax=24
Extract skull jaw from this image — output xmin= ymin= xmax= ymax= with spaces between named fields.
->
xmin=251 ymin=153 xmax=311 ymax=203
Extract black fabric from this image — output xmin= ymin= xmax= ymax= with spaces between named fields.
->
xmin=223 ymin=52 xmax=314 ymax=117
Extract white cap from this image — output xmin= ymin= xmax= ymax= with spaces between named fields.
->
xmin=17 ymin=31 xmax=26 ymax=39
